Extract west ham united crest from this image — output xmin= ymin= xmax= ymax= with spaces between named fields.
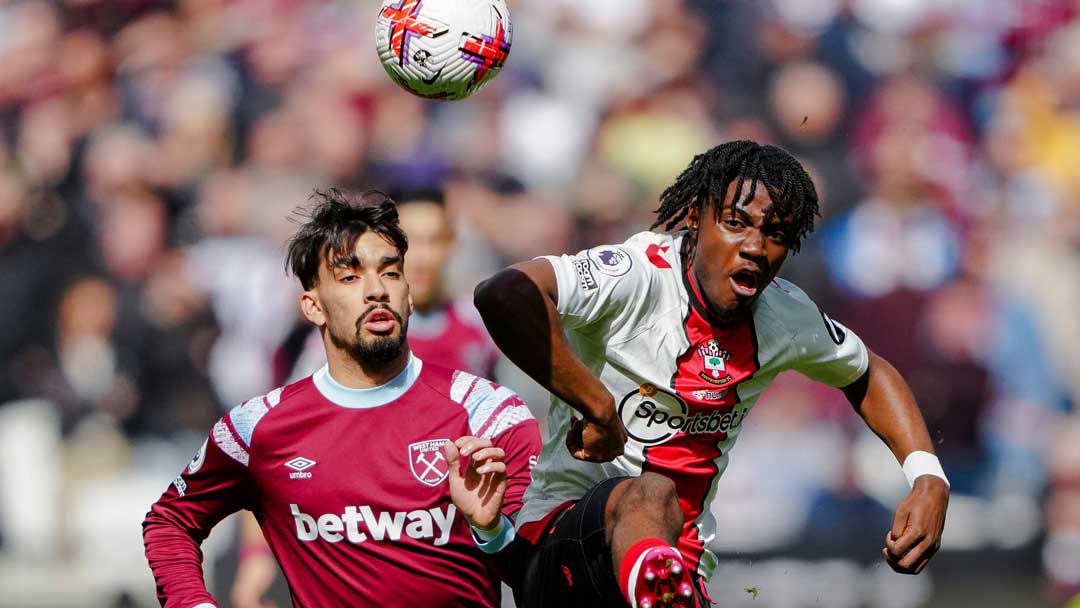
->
xmin=409 ymin=439 xmax=450 ymax=486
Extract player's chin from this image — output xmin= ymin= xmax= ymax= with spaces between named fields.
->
xmin=710 ymin=289 xmax=748 ymax=318
xmin=358 ymin=327 xmax=403 ymax=345
xmin=350 ymin=332 xmax=407 ymax=361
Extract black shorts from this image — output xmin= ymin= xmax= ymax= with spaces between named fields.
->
xmin=507 ymin=477 xmax=708 ymax=608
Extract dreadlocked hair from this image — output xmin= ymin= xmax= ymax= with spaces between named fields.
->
xmin=652 ymin=140 xmax=820 ymax=252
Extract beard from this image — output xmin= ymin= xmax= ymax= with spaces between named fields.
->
xmin=328 ymin=305 xmax=409 ymax=365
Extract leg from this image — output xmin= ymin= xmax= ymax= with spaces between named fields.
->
xmin=511 ymin=475 xmax=701 ymax=608
xmin=604 ymin=472 xmax=683 ymax=575
xmin=603 ymin=473 xmax=697 ymax=607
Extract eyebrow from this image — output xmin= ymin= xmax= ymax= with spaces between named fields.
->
xmin=380 ymin=255 xmax=403 ymax=268
xmin=330 ymin=253 xmax=403 ymax=271
xmin=722 ymin=205 xmax=756 ymax=223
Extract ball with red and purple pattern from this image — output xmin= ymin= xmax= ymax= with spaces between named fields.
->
xmin=376 ymin=0 xmax=511 ymax=100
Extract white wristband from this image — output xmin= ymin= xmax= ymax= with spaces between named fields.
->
xmin=901 ymin=451 xmax=949 ymax=488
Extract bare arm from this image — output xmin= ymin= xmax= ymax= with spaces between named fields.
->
xmin=843 ymin=351 xmax=935 ymax=460
xmin=843 ymin=350 xmax=949 ymax=574
xmin=474 ymin=260 xmax=627 ymax=461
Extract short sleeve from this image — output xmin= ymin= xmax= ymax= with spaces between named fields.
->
xmin=539 ymin=242 xmax=655 ymax=336
xmin=776 ymin=280 xmax=869 ymax=387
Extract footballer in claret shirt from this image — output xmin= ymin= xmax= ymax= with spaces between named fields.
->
xmin=142 ymin=189 xmax=541 ymax=608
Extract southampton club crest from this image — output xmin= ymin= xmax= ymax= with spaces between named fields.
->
xmin=698 ymin=339 xmax=733 ymax=385
xmin=409 ymin=439 xmax=450 ymax=487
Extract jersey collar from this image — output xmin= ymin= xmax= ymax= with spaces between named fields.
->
xmin=313 ymin=354 xmax=424 ymax=409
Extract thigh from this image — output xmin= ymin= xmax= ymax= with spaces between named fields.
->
xmin=512 ymin=477 xmax=631 ymax=608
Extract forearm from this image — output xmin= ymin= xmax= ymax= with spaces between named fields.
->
xmin=143 ymin=508 xmax=217 ymax=607
xmin=475 ymin=265 xmax=615 ymax=423
xmin=845 ymin=351 xmax=935 ymax=463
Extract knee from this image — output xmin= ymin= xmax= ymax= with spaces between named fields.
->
xmin=617 ymin=473 xmax=680 ymax=516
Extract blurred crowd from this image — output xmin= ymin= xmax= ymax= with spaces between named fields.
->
xmin=0 ymin=0 xmax=1078 ymax=606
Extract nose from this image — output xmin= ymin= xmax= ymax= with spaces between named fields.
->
xmin=365 ymin=272 xmax=390 ymax=303
xmin=739 ymin=228 xmax=766 ymax=260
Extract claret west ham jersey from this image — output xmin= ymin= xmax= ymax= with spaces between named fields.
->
xmin=144 ymin=355 xmax=540 ymax=608
xmin=520 ymin=231 xmax=869 ymax=580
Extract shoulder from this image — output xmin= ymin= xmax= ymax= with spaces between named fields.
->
xmin=751 ymin=278 xmax=826 ymax=345
xmin=421 ymin=365 xmax=534 ymax=440
xmin=757 ymin=277 xmax=822 ymax=320
xmin=563 ymin=232 xmax=682 ymax=301
xmin=591 ymin=231 xmax=677 ymax=275
xmin=214 ymin=378 xmax=309 ymax=465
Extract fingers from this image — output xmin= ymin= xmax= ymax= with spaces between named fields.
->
xmin=448 ymin=437 xmax=506 ymax=477
xmin=566 ymin=417 xmax=585 ymax=457
xmin=477 ymin=460 xmax=506 ymax=476
xmin=886 ymin=501 xmax=922 ymax=558
xmin=442 ymin=439 xmax=462 ymax=480
xmin=884 ymin=530 xmax=940 ymax=574
xmin=885 ymin=541 xmax=935 ymax=574
xmin=567 ymin=419 xmax=599 ymax=462
xmin=884 ymin=488 xmax=948 ymax=575
xmin=567 ymin=417 xmax=624 ymax=462
xmin=455 ymin=435 xmax=493 ymax=456
xmin=886 ymin=526 xmax=923 ymax=559
xmin=466 ymin=446 xmax=507 ymax=476
xmin=468 ymin=446 xmax=505 ymax=464
xmin=890 ymin=503 xmax=910 ymax=540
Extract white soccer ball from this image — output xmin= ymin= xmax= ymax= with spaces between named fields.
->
xmin=375 ymin=0 xmax=512 ymax=100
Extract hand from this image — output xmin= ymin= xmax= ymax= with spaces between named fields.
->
xmin=443 ymin=436 xmax=507 ymax=530
xmin=229 ymin=552 xmax=279 ymax=608
xmin=566 ymin=410 xmax=627 ymax=463
xmin=883 ymin=475 xmax=949 ymax=574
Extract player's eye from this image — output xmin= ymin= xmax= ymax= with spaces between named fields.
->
xmin=723 ymin=218 xmax=745 ymax=230
xmin=340 ymin=274 xmax=358 ymax=283
xmin=383 ymin=271 xmax=402 ymax=279
xmin=765 ymin=229 xmax=788 ymax=244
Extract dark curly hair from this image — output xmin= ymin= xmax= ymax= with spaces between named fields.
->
xmin=652 ymin=140 xmax=820 ymax=252
xmin=286 ymin=188 xmax=408 ymax=290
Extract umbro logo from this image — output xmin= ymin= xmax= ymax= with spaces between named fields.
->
xmin=286 ymin=457 xmax=316 ymax=479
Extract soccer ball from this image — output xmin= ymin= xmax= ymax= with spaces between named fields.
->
xmin=375 ymin=0 xmax=512 ymax=100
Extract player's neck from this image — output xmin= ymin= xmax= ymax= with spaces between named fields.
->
xmin=325 ymin=347 xmax=413 ymax=389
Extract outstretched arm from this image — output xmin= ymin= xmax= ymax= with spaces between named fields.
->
xmin=843 ymin=350 xmax=950 ymax=575
xmin=474 ymin=261 xmax=626 ymax=461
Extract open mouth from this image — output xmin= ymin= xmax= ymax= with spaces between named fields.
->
xmin=362 ymin=308 xmax=398 ymax=334
xmin=730 ymin=269 xmax=760 ymax=298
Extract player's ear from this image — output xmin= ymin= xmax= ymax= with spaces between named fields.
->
xmin=687 ymin=204 xmax=701 ymax=235
xmin=300 ymin=290 xmax=326 ymax=327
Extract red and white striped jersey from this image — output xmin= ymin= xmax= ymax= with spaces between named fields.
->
xmin=143 ymin=356 xmax=540 ymax=608
xmin=519 ymin=231 xmax=868 ymax=580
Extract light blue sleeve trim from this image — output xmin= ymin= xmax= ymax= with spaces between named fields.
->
xmin=470 ymin=513 xmax=516 ymax=554
xmin=229 ymin=397 xmax=266 ymax=447
xmin=192 ymin=603 xmax=216 ymax=608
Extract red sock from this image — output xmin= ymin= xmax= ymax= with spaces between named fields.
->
xmin=618 ymin=537 xmax=671 ymax=606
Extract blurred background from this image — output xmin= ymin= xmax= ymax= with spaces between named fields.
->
xmin=0 ymin=0 xmax=1077 ymax=606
